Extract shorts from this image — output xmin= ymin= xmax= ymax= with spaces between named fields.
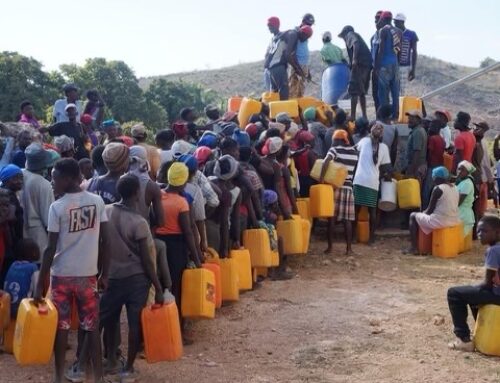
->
xmin=348 ymin=65 xmax=371 ymax=96
xmin=334 ymin=187 xmax=355 ymax=221
xmin=51 ymin=276 xmax=99 ymax=331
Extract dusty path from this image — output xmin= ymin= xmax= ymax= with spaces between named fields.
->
xmin=3 ymin=232 xmax=500 ymax=383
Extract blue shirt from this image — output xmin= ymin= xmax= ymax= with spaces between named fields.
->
xmin=296 ymin=40 xmax=310 ymax=66
xmin=4 ymin=261 xmax=38 ymax=317
xmin=485 ymin=244 xmax=500 ymax=296
xmin=379 ymin=27 xmax=398 ymax=67
xmin=399 ymin=29 xmax=419 ymax=67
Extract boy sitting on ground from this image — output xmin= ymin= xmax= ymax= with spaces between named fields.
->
xmin=447 ymin=215 xmax=500 ymax=351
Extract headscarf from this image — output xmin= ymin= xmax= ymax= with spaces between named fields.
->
xmin=245 ymin=123 xmax=259 ymax=139
xmin=54 ymin=135 xmax=74 ymax=153
xmin=179 ymin=154 xmax=198 ymax=173
xmin=263 ymin=189 xmax=278 ymax=206
xmin=296 ymin=130 xmax=314 ymax=144
xmin=102 ymin=119 xmax=115 ymax=130
xmin=171 ymin=139 xmax=195 ymax=156
xmin=128 ymin=145 xmax=149 ymax=178
xmin=168 ymin=162 xmax=189 ymax=186
xmin=220 ymin=122 xmax=238 ymax=137
xmin=214 ymin=154 xmax=239 ymax=181
xmin=276 ymin=112 xmax=291 ymax=124
xmin=232 ymin=130 xmax=251 ymax=148
xmin=172 ymin=121 xmax=188 ymax=139
xmin=194 ymin=146 xmax=212 ymax=166
xmin=303 ymin=107 xmax=316 ymax=121
xmin=102 ymin=142 xmax=129 ymax=172
xmin=458 ymin=160 xmax=476 ymax=175
xmin=0 ymin=164 xmax=22 ymax=183
xmin=80 ymin=114 xmax=93 ymax=125
xmin=287 ymin=122 xmax=300 ymax=139
xmin=269 ymin=122 xmax=286 ymax=134
xmin=262 ymin=137 xmax=283 ymax=155
xmin=332 ymin=129 xmax=350 ymax=145
xmin=431 ymin=166 xmax=449 ymax=180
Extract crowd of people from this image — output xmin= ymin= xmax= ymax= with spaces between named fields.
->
xmin=264 ymin=11 xmax=419 ymax=119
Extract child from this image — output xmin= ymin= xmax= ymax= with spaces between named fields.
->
xmin=34 ymin=158 xmax=109 ymax=383
xmin=447 ymin=215 xmax=500 ymax=351
xmin=3 ymin=239 xmax=40 ymax=318
xmin=78 ymin=158 xmax=94 ymax=190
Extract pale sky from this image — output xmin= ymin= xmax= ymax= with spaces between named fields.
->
xmin=3 ymin=0 xmax=499 ymax=78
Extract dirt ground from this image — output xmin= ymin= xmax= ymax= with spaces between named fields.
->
xmin=3 ymin=230 xmax=500 ymax=383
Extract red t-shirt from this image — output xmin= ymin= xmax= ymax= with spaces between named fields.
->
xmin=427 ymin=135 xmax=446 ymax=168
xmin=454 ymin=131 xmax=476 ymax=162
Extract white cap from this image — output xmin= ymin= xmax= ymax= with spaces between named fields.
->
xmin=394 ymin=13 xmax=406 ymax=21
xmin=65 ymin=103 xmax=77 ymax=111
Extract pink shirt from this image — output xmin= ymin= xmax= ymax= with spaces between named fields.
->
xmin=18 ymin=114 xmax=40 ymax=129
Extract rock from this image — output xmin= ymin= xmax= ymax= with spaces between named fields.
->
xmin=322 ymin=260 xmax=332 ymax=266
xmin=369 ymin=318 xmax=381 ymax=327
xmin=433 ymin=315 xmax=445 ymax=326
xmin=371 ymin=328 xmax=383 ymax=334
xmin=203 ymin=361 xmax=218 ymax=367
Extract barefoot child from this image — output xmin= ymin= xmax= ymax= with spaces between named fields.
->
xmin=34 ymin=158 xmax=110 ymax=383
xmin=447 ymin=215 xmax=500 ymax=351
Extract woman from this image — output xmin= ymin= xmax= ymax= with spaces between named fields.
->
xmin=352 ymin=122 xmax=391 ymax=244
xmin=456 ymin=161 xmax=476 ymax=236
xmin=423 ymin=120 xmax=446 ymax=209
xmin=406 ymin=166 xmax=460 ymax=254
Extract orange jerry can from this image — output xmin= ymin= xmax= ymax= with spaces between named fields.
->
xmin=309 ymin=184 xmax=335 ymax=218
xmin=269 ymin=100 xmax=299 ymax=119
xmin=141 ymin=303 xmax=183 ymax=363
xmin=14 ymin=298 xmax=58 ymax=365
xmin=0 ymin=290 xmax=11 ymax=331
xmin=242 ymin=229 xmax=272 ymax=267
xmin=219 ymin=258 xmax=240 ymax=302
xmin=418 ymin=228 xmax=432 ymax=255
xmin=238 ymin=97 xmax=262 ymax=128
xmin=203 ymin=263 xmax=222 ymax=309
xmin=432 ymin=225 xmax=461 ymax=258
xmin=358 ymin=206 xmax=369 ymax=222
xmin=230 ymin=249 xmax=253 ymax=291
xmin=443 ymin=153 xmax=453 ymax=172
xmin=181 ymin=268 xmax=216 ymax=319
xmin=296 ymin=197 xmax=312 ymax=223
xmin=227 ymin=96 xmax=243 ymax=113
xmin=3 ymin=319 xmax=15 ymax=353
xmin=262 ymin=91 xmax=280 ymax=104
xmin=357 ymin=221 xmax=370 ymax=244
xmin=276 ymin=218 xmax=303 ymax=255
xmin=301 ymin=218 xmax=311 ymax=254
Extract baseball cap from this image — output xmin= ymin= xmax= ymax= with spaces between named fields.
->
xmin=300 ymin=25 xmax=313 ymax=38
xmin=473 ymin=121 xmax=490 ymax=131
xmin=406 ymin=110 xmax=423 ymax=118
xmin=65 ymin=103 xmax=77 ymax=111
xmin=380 ymin=11 xmax=393 ymax=19
xmin=435 ymin=110 xmax=452 ymax=122
xmin=394 ymin=13 xmax=406 ymax=21
xmin=338 ymin=25 xmax=354 ymax=38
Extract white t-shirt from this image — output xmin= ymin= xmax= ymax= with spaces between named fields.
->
xmin=159 ymin=149 xmax=174 ymax=165
xmin=48 ymin=191 xmax=108 ymax=277
xmin=353 ymin=137 xmax=391 ymax=191
xmin=52 ymin=99 xmax=83 ymax=123
xmin=440 ymin=125 xmax=451 ymax=149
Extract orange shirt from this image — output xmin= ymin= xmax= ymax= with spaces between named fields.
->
xmin=155 ymin=191 xmax=189 ymax=235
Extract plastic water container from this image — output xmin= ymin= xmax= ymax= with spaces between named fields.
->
xmin=205 ymin=247 xmax=220 ymax=265
xmin=443 ymin=153 xmax=453 ymax=172
xmin=296 ymin=96 xmax=323 ymax=111
xmin=301 ymin=219 xmax=311 ymax=254
xmin=181 ymin=268 xmax=216 ymax=319
xmin=3 ymin=319 xmax=15 ymax=353
xmin=310 ymin=184 xmax=334 ymax=218
xmin=358 ymin=206 xmax=369 ymax=222
xmin=321 ymin=63 xmax=350 ymax=105
xmin=237 ymin=98 xmax=262 ymax=128
xmin=202 ymin=263 xmax=222 ymax=309
xmin=219 ymin=258 xmax=239 ymax=302
xmin=242 ymin=229 xmax=272 ymax=267
xmin=398 ymin=97 xmax=423 ymax=123
xmin=262 ymin=92 xmax=279 ymax=104
xmin=276 ymin=218 xmax=304 ymax=255
xmin=230 ymin=249 xmax=253 ymax=291
xmin=418 ymin=227 xmax=432 ymax=255
xmin=316 ymin=104 xmax=334 ymax=126
xmin=310 ymin=159 xmax=348 ymax=188
xmin=0 ymin=290 xmax=11 ymax=331
xmin=432 ymin=225 xmax=461 ymax=258
xmin=379 ymin=180 xmax=398 ymax=212
xmin=141 ymin=303 xmax=183 ymax=362
xmin=270 ymin=250 xmax=280 ymax=267
xmin=227 ymin=96 xmax=243 ymax=113
xmin=474 ymin=304 xmax=500 ymax=356
xmin=397 ymin=179 xmax=421 ymax=209
xmin=296 ymin=198 xmax=312 ymax=223
xmin=269 ymin=100 xmax=299 ymax=119
xmin=357 ymin=221 xmax=370 ymax=244
xmin=14 ymin=298 xmax=58 ymax=365
xmin=463 ymin=231 xmax=473 ymax=252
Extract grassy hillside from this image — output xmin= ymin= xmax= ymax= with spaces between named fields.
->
xmin=140 ymin=52 xmax=500 ymax=131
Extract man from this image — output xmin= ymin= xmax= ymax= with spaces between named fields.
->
xmin=131 ymin=124 xmax=160 ymax=181
xmin=453 ymin=111 xmax=476 ymax=171
xmin=405 ymin=110 xmax=428 ymax=185
xmin=204 ymin=105 xmax=223 ymax=134
xmin=20 ymin=143 xmax=58 ymax=252
xmin=303 ymin=107 xmax=327 ymax=158
xmin=435 ymin=110 xmax=452 ymax=150
xmin=264 ymin=16 xmax=283 ymax=93
xmin=338 ymin=25 xmax=372 ymax=119
xmin=370 ymin=11 xmax=383 ymax=111
xmin=288 ymin=25 xmax=314 ymax=98
xmin=155 ymin=129 xmax=175 ymax=166
xmin=180 ymin=107 xmax=199 ymax=143
xmin=265 ymin=16 xmax=290 ymax=100
xmin=394 ymin=13 xmax=419 ymax=96
xmin=320 ymin=31 xmax=344 ymax=66
xmin=42 ymin=104 xmax=89 ymax=160
xmin=18 ymin=101 xmax=40 ymax=129
xmin=53 ymin=84 xmax=83 ymax=123
xmin=0 ymin=164 xmax=24 ymax=246
xmin=101 ymin=119 xmax=119 ymax=145
xmin=375 ymin=12 xmax=401 ymax=119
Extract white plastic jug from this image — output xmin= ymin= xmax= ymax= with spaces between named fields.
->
xmin=379 ymin=180 xmax=397 ymax=211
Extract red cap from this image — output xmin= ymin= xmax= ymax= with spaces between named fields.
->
xmin=435 ymin=110 xmax=452 ymax=122
xmin=245 ymin=123 xmax=259 ymax=138
xmin=297 ymin=130 xmax=314 ymax=143
xmin=380 ymin=11 xmax=393 ymax=19
xmin=300 ymin=25 xmax=313 ymax=38
xmin=117 ymin=136 xmax=134 ymax=147
xmin=80 ymin=114 xmax=93 ymax=125
xmin=267 ymin=16 xmax=280 ymax=28
xmin=194 ymin=146 xmax=212 ymax=166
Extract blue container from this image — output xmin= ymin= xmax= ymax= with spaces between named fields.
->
xmin=321 ymin=63 xmax=350 ymax=105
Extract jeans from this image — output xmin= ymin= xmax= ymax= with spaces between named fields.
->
xmin=378 ymin=63 xmax=400 ymax=119
xmin=269 ymin=65 xmax=289 ymax=100
xmin=447 ymin=285 xmax=500 ymax=341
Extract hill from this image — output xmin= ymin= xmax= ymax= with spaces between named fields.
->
xmin=140 ymin=52 xmax=500 ymax=131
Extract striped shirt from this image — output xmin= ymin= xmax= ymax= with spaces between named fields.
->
xmin=326 ymin=146 xmax=359 ymax=187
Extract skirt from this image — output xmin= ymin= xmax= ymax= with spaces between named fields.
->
xmin=353 ymin=184 xmax=378 ymax=208
xmin=334 ymin=187 xmax=355 ymax=221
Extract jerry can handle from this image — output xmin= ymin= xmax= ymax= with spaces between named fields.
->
xmin=151 ymin=304 xmax=164 ymax=310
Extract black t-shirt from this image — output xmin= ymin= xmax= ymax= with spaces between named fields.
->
xmin=49 ymin=122 xmax=89 ymax=159
xmin=345 ymin=32 xmax=373 ymax=68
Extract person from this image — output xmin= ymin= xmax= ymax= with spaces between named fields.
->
xmin=378 ymin=104 xmax=398 ymax=165
xmin=405 ymin=110 xmax=427 ymax=186
xmin=11 ymin=129 xmax=33 ymax=169
xmin=447 ymin=215 xmax=500 ymax=351
xmin=370 ymin=11 xmax=383 ymax=112
xmin=325 ymin=109 xmax=348 ymax=150
xmin=352 ymin=122 xmax=391 ymax=244
xmin=43 ymin=103 xmax=89 ymax=160
xmin=304 ymin=107 xmax=327 ymax=158
xmin=91 ymin=145 xmax=107 ymax=176
xmin=79 ymin=158 xmax=94 ymax=190
xmin=180 ymin=107 xmax=200 ymax=143
xmin=264 ymin=16 xmax=283 ymax=93
xmin=288 ymin=25 xmax=313 ymax=98
xmin=375 ymin=11 xmax=401 ymax=119
xmin=155 ymin=129 xmax=175 ymax=166
xmin=83 ymin=90 xmax=105 ymax=128
xmin=338 ymin=26 xmax=372 ymax=119
xmin=394 ymin=13 xmax=418 ymax=96
xmin=291 ymin=130 xmax=316 ymax=197
xmin=453 ymin=111 xmax=476 ymax=172
xmin=0 ymin=164 xmax=24 ymax=246
xmin=33 ymin=158 xmax=110 ymax=383
xmin=320 ymin=129 xmax=359 ymax=255
xmin=80 ymin=113 xmax=98 ymax=147
xmin=423 ymin=120 xmax=446 ymax=208
xmin=456 ymin=161 xmax=476 ymax=237
xmin=20 ymin=143 xmax=57 ymax=253
xmin=406 ymin=166 xmax=460 ymax=254
xmin=88 ymin=143 xmax=130 ymax=204
xmin=435 ymin=110 xmax=452 ymax=150
xmin=3 ymin=239 xmax=40 ymax=319
xmin=352 ymin=117 xmax=370 ymax=144
xmin=100 ymin=175 xmax=164 ymax=382
xmin=131 ymin=124 xmax=160 ymax=180
xmin=54 ymin=135 xmax=75 ymax=158
xmin=204 ymin=105 xmax=222 ymax=133
xmin=101 ymin=119 xmax=119 ymax=144
xmin=18 ymin=101 xmax=40 ymax=129
xmin=320 ymin=31 xmax=344 ymax=66
xmin=53 ymin=84 xmax=83 ymax=123
xmin=474 ymin=122 xmax=495 ymax=218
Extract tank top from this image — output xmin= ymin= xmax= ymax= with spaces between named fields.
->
xmin=380 ymin=26 xmax=398 ymax=66
xmin=4 ymin=261 xmax=38 ymax=317
xmin=434 ymin=184 xmax=460 ymax=222
xmin=88 ymin=176 xmax=120 ymax=205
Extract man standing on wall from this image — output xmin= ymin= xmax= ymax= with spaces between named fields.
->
xmin=394 ymin=13 xmax=419 ymax=96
